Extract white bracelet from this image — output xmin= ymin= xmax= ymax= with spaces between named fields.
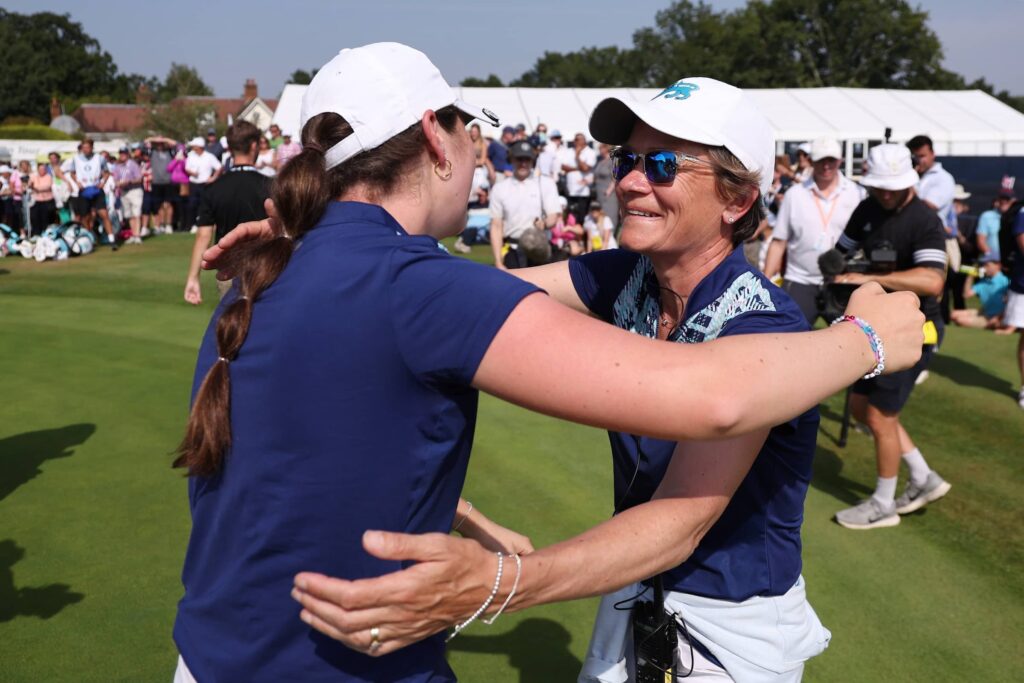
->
xmin=446 ymin=552 xmax=503 ymax=642
xmin=483 ymin=552 xmax=521 ymax=625
xmin=452 ymin=501 xmax=473 ymax=532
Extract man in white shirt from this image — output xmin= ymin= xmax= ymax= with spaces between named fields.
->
xmin=908 ymin=134 xmax=957 ymax=322
xmin=68 ymin=138 xmax=118 ymax=249
xmin=763 ymin=137 xmax=865 ymax=325
xmin=908 ymin=134 xmax=955 ymax=232
xmin=185 ymin=137 xmax=222 ymax=231
xmin=559 ymin=132 xmax=597 ymax=224
xmin=489 ymin=140 xmax=561 ymax=270
xmin=536 ymin=129 xmax=563 ymax=180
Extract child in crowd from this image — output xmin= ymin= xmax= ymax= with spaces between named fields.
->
xmin=951 ymin=255 xmax=1013 ymax=331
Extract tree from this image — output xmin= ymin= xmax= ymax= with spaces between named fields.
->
xmin=288 ymin=69 xmax=318 ymax=85
xmin=136 ymin=101 xmax=220 ymax=142
xmin=460 ymin=74 xmax=504 ymax=87
xmin=459 ymin=0 xmax=1010 ymax=103
xmin=158 ymin=63 xmax=213 ymax=102
xmin=0 ymin=9 xmax=124 ymax=120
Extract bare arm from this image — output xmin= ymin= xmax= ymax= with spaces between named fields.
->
xmin=489 ymin=217 xmax=505 ymax=270
xmin=763 ymin=238 xmax=787 ymax=279
xmin=839 ymin=266 xmax=945 ymax=298
xmin=473 ymin=287 xmax=921 ymax=441
xmin=290 ymin=429 xmax=767 ymax=655
xmin=977 ymin=233 xmax=990 ymax=255
xmin=507 ymin=261 xmax=588 ymax=314
xmin=184 ymin=226 xmax=215 ymax=305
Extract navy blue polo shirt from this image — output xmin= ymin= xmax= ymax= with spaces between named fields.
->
xmin=569 ymin=247 xmax=819 ymax=601
xmin=174 ymin=201 xmax=539 ymax=682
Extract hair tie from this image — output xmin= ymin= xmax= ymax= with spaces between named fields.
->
xmin=218 ymin=356 xmax=229 ymax=364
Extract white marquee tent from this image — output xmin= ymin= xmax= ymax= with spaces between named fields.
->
xmin=273 ymin=85 xmax=1024 ymax=176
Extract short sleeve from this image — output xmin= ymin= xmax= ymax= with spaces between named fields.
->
xmin=489 ymin=185 xmax=505 ymax=221
xmin=196 ymin=186 xmax=215 ymax=227
xmin=389 ymin=245 xmax=541 ymax=385
xmin=540 ymin=177 xmax=561 ymax=217
xmin=773 ymin=191 xmax=793 ymax=241
xmin=210 ymin=155 xmax=222 ymax=172
xmin=912 ymin=211 xmax=948 ymax=269
xmin=1014 ymin=211 xmax=1024 ymax=237
xmin=569 ymin=249 xmax=645 ymax=321
xmin=837 ymin=200 xmax=869 ymax=253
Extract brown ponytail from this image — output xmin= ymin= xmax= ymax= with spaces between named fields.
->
xmin=175 ymin=105 xmax=464 ymax=476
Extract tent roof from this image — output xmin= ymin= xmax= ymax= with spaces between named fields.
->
xmin=272 ymin=86 xmax=1024 ymax=151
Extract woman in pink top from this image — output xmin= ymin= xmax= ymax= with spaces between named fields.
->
xmin=28 ymin=163 xmax=57 ymax=235
xmin=167 ymin=145 xmax=189 ymax=232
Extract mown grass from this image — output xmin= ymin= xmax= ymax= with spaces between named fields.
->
xmin=0 ymin=235 xmax=1021 ymax=681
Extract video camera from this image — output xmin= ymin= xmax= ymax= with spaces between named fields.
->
xmin=817 ymin=242 xmax=898 ymax=321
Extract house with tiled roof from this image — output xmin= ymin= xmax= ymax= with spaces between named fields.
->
xmin=52 ymin=79 xmax=278 ymax=140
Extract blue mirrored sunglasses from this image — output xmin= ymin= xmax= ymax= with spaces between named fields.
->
xmin=611 ymin=149 xmax=712 ymax=184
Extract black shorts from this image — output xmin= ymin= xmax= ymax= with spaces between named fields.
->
xmin=74 ymin=193 xmax=106 ymax=214
xmin=852 ymin=321 xmax=943 ymax=413
xmin=141 ymin=191 xmax=155 ymax=215
xmin=151 ymin=183 xmax=175 ymax=204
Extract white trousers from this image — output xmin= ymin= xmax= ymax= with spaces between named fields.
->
xmin=579 ymin=576 xmax=830 ymax=683
xmin=173 ymin=655 xmax=197 ymax=683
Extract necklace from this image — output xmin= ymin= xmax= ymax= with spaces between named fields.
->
xmin=658 ymin=286 xmax=685 ymax=332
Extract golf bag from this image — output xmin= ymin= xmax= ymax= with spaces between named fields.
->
xmin=61 ymin=222 xmax=97 ymax=256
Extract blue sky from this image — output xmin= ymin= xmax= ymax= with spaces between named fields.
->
xmin=17 ymin=0 xmax=1024 ymax=99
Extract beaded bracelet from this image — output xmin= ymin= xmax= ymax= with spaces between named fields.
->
xmin=446 ymin=552 xmax=503 ymax=642
xmin=831 ymin=315 xmax=885 ymax=379
xmin=483 ymin=552 xmax=521 ymax=625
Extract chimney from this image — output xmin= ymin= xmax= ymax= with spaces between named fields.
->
xmin=136 ymin=83 xmax=153 ymax=105
xmin=50 ymin=97 xmax=61 ymax=121
xmin=244 ymin=79 xmax=258 ymax=100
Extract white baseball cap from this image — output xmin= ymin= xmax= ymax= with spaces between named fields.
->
xmin=188 ymin=137 xmax=205 ymax=148
xmin=860 ymin=143 xmax=920 ymax=191
xmin=301 ymin=42 xmax=499 ymax=170
xmin=797 ymin=142 xmax=813 ymax=156
xmin=810 ymin=137 xmax=842 ymax=162
xmin=588 ymin=77 xmax=775 ymax=195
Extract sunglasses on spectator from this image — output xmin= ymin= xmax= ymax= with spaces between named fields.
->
xmin=611 ymin=148 xmax=712 ymax=184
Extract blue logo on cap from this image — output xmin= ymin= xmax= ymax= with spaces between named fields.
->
xmin=655 ymin=81 xmax=699 ymax=101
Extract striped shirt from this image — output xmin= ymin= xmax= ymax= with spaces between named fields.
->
xmin=837 ymin=194 xmax=947 ymax=321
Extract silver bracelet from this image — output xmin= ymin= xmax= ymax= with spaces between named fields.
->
xmin=483 ymin=552 xmax=521 ymax=625
xmin=446 ymin=552 xmax=503 ymax=642
xmin=452 ymin=501 xmax=473 ymax=532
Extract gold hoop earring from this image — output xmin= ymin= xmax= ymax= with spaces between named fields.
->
xmin=433 ymin=159 xmax=453 ymax=181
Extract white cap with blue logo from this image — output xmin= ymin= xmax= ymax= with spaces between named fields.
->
xmin=588 ymin=77 xmax=775 ymax=196
xmin=301 ymin=42 xmax=500 ymax=170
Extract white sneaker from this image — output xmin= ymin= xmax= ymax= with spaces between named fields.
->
xmin=189 ymin=225 xmax=198 ymax=234
xmin=1018 ymin=389 xmax=1024 ymax=410
xmin=140 ymin=226 xmax=151 ymax=238
xmin=453 ymin=237 xmax=471 ymax=254
xmin=914 ymin=370 xmax=930 ymax=385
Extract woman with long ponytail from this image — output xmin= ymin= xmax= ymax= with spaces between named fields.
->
xmin=174 ymin=43 xmax=924 ymax=682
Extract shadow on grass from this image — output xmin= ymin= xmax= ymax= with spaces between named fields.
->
xmin=0 ymin=423 xmax=96 ymax=502
xmin=809 ymin=445 xmax=873 ymax=506
xmin=929 ymin=353 xmax=1016 ymax=398
xmin=0 ymin=540 xmax=84 ymax=622
xmin=447 ymin=618 xmax=582 ymax=682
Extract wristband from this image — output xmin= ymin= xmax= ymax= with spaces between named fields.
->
xmin=831 ymin=315 xmax=885 ymax=379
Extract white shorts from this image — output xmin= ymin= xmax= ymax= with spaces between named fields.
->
xmin=1004 ymin=290 xmax=1024 ymax=328
xmin=120 ymin=188 xmax=143 ymax=218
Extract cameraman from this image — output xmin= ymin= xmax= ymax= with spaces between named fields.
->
xmin=831 ymin=144 xmax=951 ymax=530
xmin=489 ymin=140 xmax=560 ymax=270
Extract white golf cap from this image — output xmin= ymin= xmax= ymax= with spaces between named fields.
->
xmin=301 ymin=42 xmax=499 ymax=170
xmin=588 ymin=77 xmax=775 ymax=195
xmin=0 ymin=164 xmax=11 ymax=173
xmin=860 ymin=143 xmax=920 ymax=191
xmin=797 ymin=142 xmax=813 ymax=155
xmin=188 ymin=137 xmax=205 ymax=148
xmin=810 ymin=137 xmax=842 ymax=162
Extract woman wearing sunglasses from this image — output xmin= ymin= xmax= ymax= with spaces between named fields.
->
xmin=191 ymin=55 xmax=921 ymax=683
